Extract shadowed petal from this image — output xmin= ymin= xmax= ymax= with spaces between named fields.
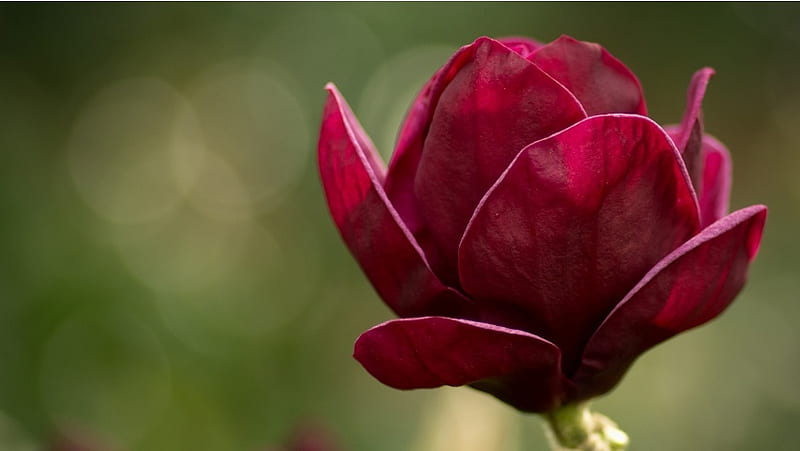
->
xmin=318 ymin=84 xmax=469 ymax=317
xmin=666 ymin=126 xmax=733 ymax=229
xmin=411 ymin=37 xmax=586 ymax=285
xmin=383 ymin=40 xmax=478 ymax=241
xmin=354 ymin=316 xmax=566 ymax=412
xmin=530 ymin=35 xmax=647 ymax=115
xmin=672 ymin=68 xmax=715 ymax=188
xmin=458 ymin=114 xmax=700 ymax=372
xmin=573 ymin=205 xmax=767 ymax=400
xmin=698 ymin=135 xmax=732 ymax=227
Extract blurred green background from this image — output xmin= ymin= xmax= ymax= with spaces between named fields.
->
xmin=0 ymin=3 xmax=798 ymax=450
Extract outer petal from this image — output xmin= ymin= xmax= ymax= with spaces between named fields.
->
xmin=672 ymin=68 xmax=715 ymax=189
xmin=698 ymin=135 xmax=732 ymax=227
xmin=354 ymin=316 xmax=566 ymax=412
xmin=573 ymin=205 xmax=767 ymax=400
xmin=458 ymin=114 xmax=700 ymax=372
xmin=318 ymin=84 xmax=469 ymax=317
xmin=411 ymin=37 xmax=587 ymax=285
xmin=530 ymin=35 xmax=647 ymax=115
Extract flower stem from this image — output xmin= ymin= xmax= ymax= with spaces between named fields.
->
xmin=543 ymin=402 xmax=629 ymax=451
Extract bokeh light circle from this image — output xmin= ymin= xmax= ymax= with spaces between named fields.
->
xmin=111 ymin=207 xmax=251 ymax=295
xmin=261 ymin=10 xmax=384 ymax=95
xmin=183 ymin=58 xmax=310 ymax=218
xmin=68 ymin=78 xmax=194 ymax=223
xmin=152 ymin=222 xmax=323 ymax=352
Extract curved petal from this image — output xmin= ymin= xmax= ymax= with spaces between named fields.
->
xmin=384 ymin=39 xmax=481 ymax=239
xmin=458 ymin=114 xmax=700 ymax=372
xmin=318 ymin=84 xmax=470 ymax=317
xmin=354 ymin=316 xmax=566 ymax=412
xmin=673 ymin=68 xmax=715 ymax=188
xmin=530 ymin=35 xmax=648 ymax=115
xmin=411 ymin=36 xmax=587 ymax=285
xmin=573 ymin=205 xmax=767 ymax=400
xmin=698 ymin=135 xmax=732 ymax=227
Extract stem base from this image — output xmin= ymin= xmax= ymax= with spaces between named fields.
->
xmin=543 ymin=403 xmax=628 ymax=451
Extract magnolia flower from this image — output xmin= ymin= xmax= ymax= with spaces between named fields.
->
xmin=318 ymin=34 xmax=766 ymax=448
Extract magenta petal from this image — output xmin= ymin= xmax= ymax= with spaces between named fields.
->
xmin=530 ymin=35 xmax=648 ymax=115
xmin=318 ymin=84 xmax=468 ymax=316
xmin=573 ymin=206 xmax=767 ymax=399
xmin=354 ymin=316 xmax=566 ymax=412
xmin=458 ymin=114 xmax=700 ymax=371
xmin=412 ymin=37 xmax=586 ymax=285
xmin=698 ymin=135 xmax=732 ymax=227
xmin=673 ymin=68 xmax=715 ymax=188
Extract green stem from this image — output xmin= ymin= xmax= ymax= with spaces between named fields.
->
xmin=543 ymin=402 xmax=629 ymax=451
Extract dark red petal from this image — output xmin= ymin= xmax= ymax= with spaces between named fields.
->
xmin=530 ymin=35 xmax=647 ymax=115
xmin=384 ymin=39 xmax=479 ymax=241
xmin=354 ymin=316 xmax=566 ymax=412
xmin=573 ymin=206 xmax=767 ymax=400
xmin=698 ymin=135 xmax=732 ymax=228
xmin=411 ymin=37 xmax=587 ymax=285
xmin=318 ymin=84 xmax=468 ymax=316
xmin=673 ymin=68 xmax=715 ymax=189
xmin=458 ymin=114 xmax=700 ymax=371
xmin=666 ymin=126 xmax=734 ymax=229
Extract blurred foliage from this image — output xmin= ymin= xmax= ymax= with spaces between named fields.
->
xmin=0 ymin=3 xmax=798 ymax=450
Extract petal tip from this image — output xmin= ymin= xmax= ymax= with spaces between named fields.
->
xmin=745 ymin=205 xmax=768 ymax=260
xmin=555 ymin=34 xmax=580 ymax=43
xmin=472 ymin=35 xmax=495 ymax=47
xmin=698 ymin=66 xmax=716 ymax=77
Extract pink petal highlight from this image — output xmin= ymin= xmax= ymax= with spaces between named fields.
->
xmin=698 ymin=135 xmax=733 ymax=227
xmin=530 ymin=35 xmax=648 ymax=115
xmin=354 ymin=316 xmax=566 ymax=412
xmin=573 ymin=206 xmax=767 ymax=399
xmin=458 ymin=114 xmax=700 ymax=371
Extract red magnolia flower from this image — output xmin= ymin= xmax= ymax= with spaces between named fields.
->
xmin=318 ymin=35 xmax=767 ymax=413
